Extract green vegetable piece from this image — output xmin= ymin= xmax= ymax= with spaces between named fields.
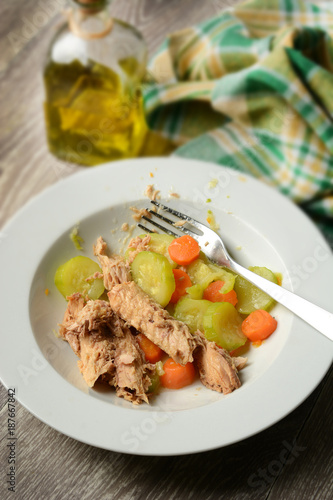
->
xmin=148 ymin=361 xmax=164 ymax=393
xmin=174 ymin=297 xmax=211 ymax=334
xmin=186 ymin=258 xmax=235 ymax=293
xmin=234 ymin=266 xmax=278 ymax=315
xmin=186 ymin=283 xmax=203 ymax=300
xmin=202 ymin=302 xmax=247 ymax=351
xmin=148 ymin=233 xmax=177 ymax=268
xmin=130 ymin=251 xmax=175 ymax=307
xmin=125 ymin=233 xmax=177 ymax=268
xmin=69 ymin=225 xmax=84 ymax=250
xmin=124 ymin=246 xmax=135 ymax=261
xmin=148 ymin=372 xmax=160 ymax=393
xmin=54 ymin=256 xmax=104 ymax=300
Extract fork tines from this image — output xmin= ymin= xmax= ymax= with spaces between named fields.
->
xmin=137 ymin=200 xmax=201 ymax=238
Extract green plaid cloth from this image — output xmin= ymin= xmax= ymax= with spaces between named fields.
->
xmin=143 ymin=0 xmax=333 ymax=245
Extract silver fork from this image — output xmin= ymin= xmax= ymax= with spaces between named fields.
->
xmin=138 ymin=200 xmax=333 ymax=342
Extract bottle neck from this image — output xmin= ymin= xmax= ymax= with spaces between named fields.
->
xmin=68 ymin=0 xmax=113 ymax=40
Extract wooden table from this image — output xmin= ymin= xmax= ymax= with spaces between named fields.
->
xmin=0 ymin=1 xmax=332 ymax=498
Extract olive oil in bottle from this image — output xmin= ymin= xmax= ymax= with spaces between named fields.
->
xmin=43 ymin=0 xmax=148 ymax=166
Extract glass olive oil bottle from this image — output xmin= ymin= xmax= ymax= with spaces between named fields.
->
xmin=43 ymin=0 xmax=148 ymax=166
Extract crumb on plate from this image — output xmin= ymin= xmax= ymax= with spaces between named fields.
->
xmin=206 ymin=209 xmax=220 ymax=231
xmin=144 ymin=184 xmax=160 ymax=201
xmin=130 ymin=206 xmax=152 ymax=222
xmin=208 ymin=178 xmax=218 ymax=189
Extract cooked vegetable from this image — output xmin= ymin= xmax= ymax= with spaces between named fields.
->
xmin=202 ymin=302 xmax=247 ymax=351
xmin=234 ymin=266 xmax=278 ymax=315
xmin=206 ymin=209 xmax=219 ymax=231
xmin=160 ymin=358 xmax=196 ymax=389
xmin=69 ymin=225 xmax=84 ymax=250
xmin=169 ymin=269 xmax=192 ymax=304
xmin=168 ymin=235 xmax=200 ymax=266
xmin=241 ymin=309 xmax=277 ymax=341
xmin=148 ymin=372 xmax=160 ymax=393
xmin=229 ymin=340 xmax=250 ymax=357
xmin=185 ymin=283 xmax=203 ymax=300
xmin=136 ymin=333 xmax=164 ymax=363
xmin=130 ymin=251 xmax=175 ymax=307
xmin=54 ymin=256 xmax=104 ymax=300
xmin=148 ymin=233 xmax=177 ymax=267
xmin=186 ymin=258 xmax=235 ymax=293
xmin=125 ymin=233 xmax=177 ymax=268
xmin=173 ymin=297 xmax=211 ymax=333
xmin=148 ymin=361 xmax=164 ymax=393
xmin=203 ymin=280 xmax=238 ymax=306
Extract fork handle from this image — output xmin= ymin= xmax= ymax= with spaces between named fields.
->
xmin=230 ymin=261 xmax=333 ymax=342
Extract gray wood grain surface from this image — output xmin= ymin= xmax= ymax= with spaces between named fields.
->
xmin=0 ymin=1 xmax=332 ymax=499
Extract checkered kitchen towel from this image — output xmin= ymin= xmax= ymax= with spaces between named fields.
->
xmin=143 ymin=0 xmax=333 ymax=244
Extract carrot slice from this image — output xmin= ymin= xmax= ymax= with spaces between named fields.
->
xmin=136 ymin=333 xmax=164 ymax=364
xmin=168 ymin=235 xmax=200 ymax=266
xmin=169 ymin=269 xmax=192 ymax=304
xmin=203 ymin=280 xmax=238 ymax=306
xmin=241 ymin=309 xmax=277 ymax=342
xmin=160 ymin=358 xmax=195 ymax=389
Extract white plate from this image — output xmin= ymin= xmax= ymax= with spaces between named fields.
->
xmin=0 ymin=157 xmax=332 ymax=455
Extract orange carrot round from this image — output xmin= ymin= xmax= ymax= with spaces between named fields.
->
xmin=136 ymin=333 xmax=164 ymax=364
xmin=160 ymin=358 xmax=195 ymax=389
xmin=169 ymin=269 xmax=192 ymax=304
xmin=241 ymin=309 xmax=277 ymax=342
xmin=203 ymin=280 xmax=238 ymax=306
xmin=168 ymin=235 xmax=200 ymax=266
